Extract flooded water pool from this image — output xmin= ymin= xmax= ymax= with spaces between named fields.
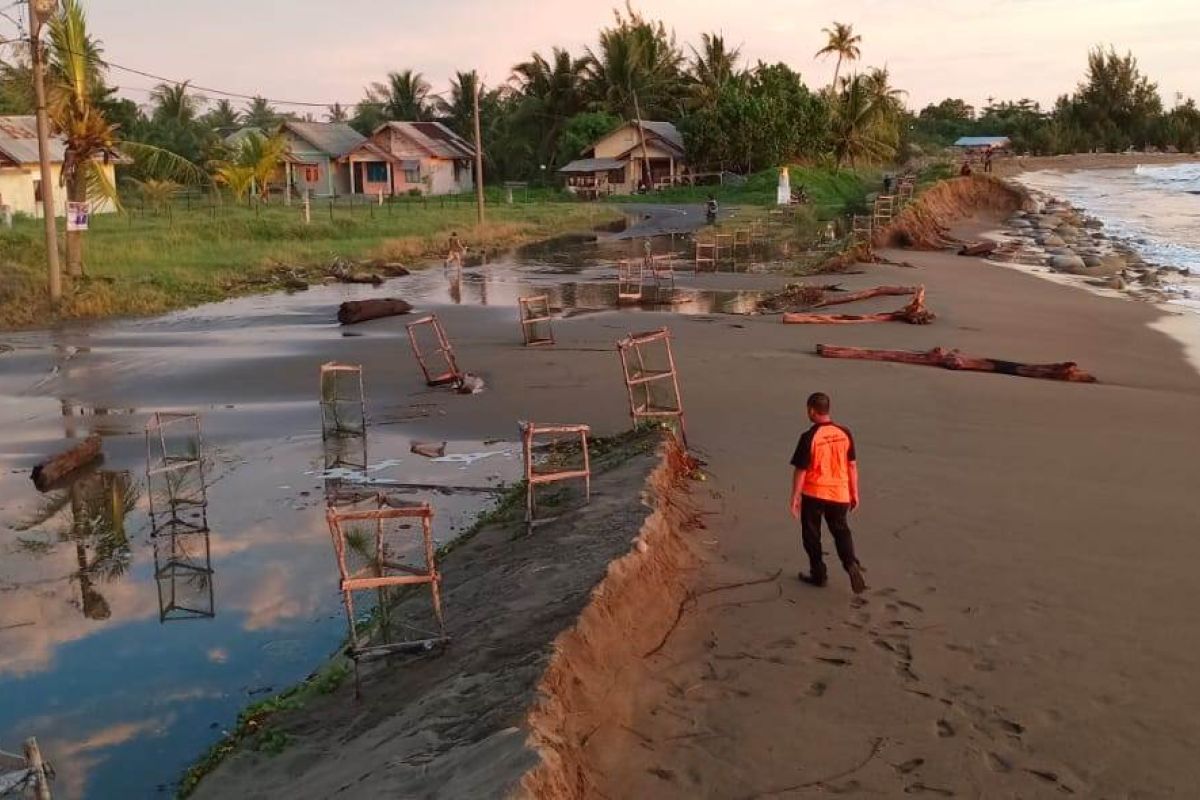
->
xmin=0 ymin=232 xmax=778 ymax=797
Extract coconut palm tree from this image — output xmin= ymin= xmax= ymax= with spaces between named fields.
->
xmin=688 ymin=33 xmax=742 ymax=109
xmin=45 ymin=0 xmax=204 ymax=276
xmin=130 ymin=178 xmax=180 ymax=214
xmin=243 ymin=95 xmax=281 ymax=130
xmin=511 ymin=48 xmax=588 ymax=169
xmin=214 ymin=130 xmax=288 ymax=201
xmin=830 ymin=73 xmax=895 ymax=167
xmin=815 ymin=21 xmax=862 ymax=89
xmin=436 ymin=70 xmax=479 ymax=138
xmin=368 ymin=70 xmax=432 ymax=121
xmin=204 ymin=98 xmax=242 ymax=132
xmin=584 ymin=7 xmax=685 ymax=119
xmin=325 ymin=102 xmax=348 ymax=123
xmin=150 ymin=81 xmax=200 ymax=124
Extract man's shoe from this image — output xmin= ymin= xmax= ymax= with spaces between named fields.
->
xmin=847 ymin=562 xmax=868 ymax=595
xmin=798 ymin=570 xmax=827 ymax=587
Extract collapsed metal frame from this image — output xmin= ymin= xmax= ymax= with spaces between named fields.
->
xmin=406 ymin=314 xmax=463 ymax=388
xmin=521 ymin=422 xmax=591 ymax=530
xmin=715 ymin=232 xmax=734 ymax=263
xmin=648 ymin=253 xmax=676 ymax=289
xmin=145 ymin=412 xmax=208 ymax=535
xmin=616 ymin=327 xmax=688 ymax=447
xmin=153 ymin=518 xmax=215 ymax=623
xmin=319 ymin=362 xmax=367 ymax=439
xmin=145 ymin=412 xmax=214 ymax=622
xmin=518 ymin=294 xmax=556 ymax=346
xmin=325 ymin=495 xmax=448 ymax=663
xmin=852 ymin=214 xmax=874 ymax=247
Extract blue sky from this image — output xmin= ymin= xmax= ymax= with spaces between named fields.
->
xmin=60 ymin=0 xmax=1200 ymax=113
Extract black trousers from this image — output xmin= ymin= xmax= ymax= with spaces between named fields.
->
xmin=800 ymin=495 xmax=859 ymax=577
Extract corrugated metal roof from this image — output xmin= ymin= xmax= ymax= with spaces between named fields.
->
xmin=559 ymin=158 xmax=627 ymax=173
xmin=346 ymin=140 xmax=400 ymax=162
xmin=0 ymin=116 xmax=66 ymax=164
xmin=638 ymin=121 xmax=684 ymax=152
xmin=283 ymin=121 xmax=365 ymax=157
xmin=953 ymin=136 xmax=1011 ymax=147
xmin=377 ymin=121 xmax=475 ymax=160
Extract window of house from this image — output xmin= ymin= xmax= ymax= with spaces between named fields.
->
xmin=303 ymin=166 xmax=320 ymax=183
xmin=404 ymin=164 xmax=421 ymax=183
xmin=365 ymin=162 xmax=388 ymax=182
xmin=33 ymin=180 xmax=42 ymax=202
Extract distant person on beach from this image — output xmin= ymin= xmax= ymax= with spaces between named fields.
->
xmin=960 ymin=159 xmax=973 ymax=176
xmin=446 ymin=231 xmax=465 ymax=268
xmin=984 ymin=150 xmax=994 ymax=173
xmin=789 ymin=392 xmax=867 ymax=594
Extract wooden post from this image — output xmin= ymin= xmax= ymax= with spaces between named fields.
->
xmin=472 ymin=73 xmax=486 ymax=228
xmin=24 ymin=737 xmax=51 ymax=800
xmin=632 ymin=90 xmax=651 ymax=192
xmin=303 ymin=192 xmax=311 ymax=224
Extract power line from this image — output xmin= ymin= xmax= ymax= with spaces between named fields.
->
xmin=0 ymin=34 xmax=467 ymax=110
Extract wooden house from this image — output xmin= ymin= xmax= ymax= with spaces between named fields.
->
xmin=559 ymin=121 xmax=687 ymax=197
xmin=362 ymin=121 xmax=476 ymax=196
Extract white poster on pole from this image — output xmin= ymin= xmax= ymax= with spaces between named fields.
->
xmin=66 ymin=201 xmax=89 ymax=231
xmin=776 ymin=167 xmax=791 ymax=206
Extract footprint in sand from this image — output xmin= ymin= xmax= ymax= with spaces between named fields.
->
xmin=808 ymin=680 xmax=828 ymax=697
xmin=893 ymin=757 xmax=925 ymax=775
xmin=816 ymin=656 xmax=851 ymax=666
xmin=904 ymin=783 xmax=955 ymax=796
xmin=936 ymin=719 xmax=955 ymax=738
xmin=995 ymin=714 xmax=1025 ymax=736
xmin=985 ymin=752 xmax=1013 ymax=773
xmin=897 ymin=600 xmax=924 ymax=613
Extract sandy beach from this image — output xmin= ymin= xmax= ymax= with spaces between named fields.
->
xmin=163 ymin=190 xmax=1200 ymax=798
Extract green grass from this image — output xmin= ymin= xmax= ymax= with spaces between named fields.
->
xmin=612 ymin=164 xmax=878 ymax=217
xmin=0 ymin=195 xmax=619 ymax=329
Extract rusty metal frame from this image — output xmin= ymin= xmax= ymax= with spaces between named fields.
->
xmin=616 ymin=327 xmax=688 ymax=447
xmin=406 ymin=314 xmax=463 ymax=387
xmin=649 ymin=253 xmax=675 ymax=289
xmin=320 ymin=362 xmax=367 ymax=439
xmin=852 ymin=214 xmax=873 ymax=247
xmin=874 ymin=194 xmax=895 ymax=227
xmin=521 ymin=422 xmax=591 ymax=529
xmin=326 ymin=495 xmax=447 ymax=662
xmin=694 ymin=240 xmax=716 ymax=273
xmin=617 ymin=258 xmax=644 ymax=302
xmin=153 ymin=522 xmax=214 ymax=622
xmin=715 ymin=232 xmax=734 ymax=263
xmin=733 ymin=228 xmax=751 ymax=252
xmin=518 ymin=294 xmax=555 ymax=346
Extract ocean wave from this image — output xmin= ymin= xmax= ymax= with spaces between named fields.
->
xmin=1134 ymin=163 xmax=1200 ymax=192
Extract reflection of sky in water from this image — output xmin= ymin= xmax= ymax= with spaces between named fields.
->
xmin=0 ymin=235 xmax=769 ymax=797
xmin=0 ymin=367 xmax=515 ymax=797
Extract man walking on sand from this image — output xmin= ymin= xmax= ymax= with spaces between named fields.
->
xmin=789 ymin=392 xmax=868 ymax=594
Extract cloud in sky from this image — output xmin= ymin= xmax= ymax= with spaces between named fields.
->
xmin=60 ymin=1 xmax=1200 ymax=113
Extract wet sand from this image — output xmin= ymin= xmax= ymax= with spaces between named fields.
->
xmin=580 ymin=235 xmax=1200 ymax=797
xmin=7 ymin=214 xmax=1200 ymax=796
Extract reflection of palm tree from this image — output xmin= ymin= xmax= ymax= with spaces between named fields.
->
xmin=68 ymin=471 xmax=137 ymax=619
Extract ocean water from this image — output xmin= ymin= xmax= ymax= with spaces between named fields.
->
xmin=1017 ymin=163 xmax=1200 ymax=312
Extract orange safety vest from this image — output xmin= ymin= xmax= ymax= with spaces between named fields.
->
xmin=790 ymin=422 xmax=856 ymax=504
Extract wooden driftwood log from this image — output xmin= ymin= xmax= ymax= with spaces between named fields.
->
xmin=815 ymin=344 xmax=1097 ymax=383
xmin=958 ymin=241 xmax=998 ymax=257
xmin=784 ymin=287 xmax=935 ymax=325
xmin=338 ymin=298 xmax=414 ymax=325
xmin=814 ymin=285 xmax=920 ymax=308
xmin=31 ymin=434 xmax=102 ymax=490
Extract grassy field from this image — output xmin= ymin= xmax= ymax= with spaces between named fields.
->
xmin=0 ymin=193 xmax=617 ymax=329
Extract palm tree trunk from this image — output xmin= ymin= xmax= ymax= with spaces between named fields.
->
xmin=832 ymin=55 xmax=843 ymax=90
xmin=65 ymin=170 xmax=87 ymax=277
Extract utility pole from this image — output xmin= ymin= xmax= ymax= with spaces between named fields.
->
xmin=472 ymin=73 xmax=485 ymax=228
xmin=631 ymin=89 xmax=651 ymax=192
xmin=29 ymin=0 xmax=62 ymax=303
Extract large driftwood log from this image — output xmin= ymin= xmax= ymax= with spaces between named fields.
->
xmin=31 ymin=434 xmax=102 ymax=490
xmin=958 ymin=241 xmax=998 ymax=257
xmin=814 ymin=285 xmax=920 ymax=308
xmin=784 ymin=287 xmax=935 ymax=325
xmin=338 ymin=298 xmax=414 ymax=325
xmin=815 ymin=344 xmax=1097 ymax=383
